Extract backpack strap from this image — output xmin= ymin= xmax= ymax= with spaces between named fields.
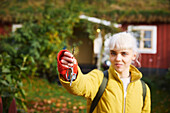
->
xmin=140 ymin=80 xmax=147 ymax=108
xmin=89 ymin=70 xmax=108 ymax=113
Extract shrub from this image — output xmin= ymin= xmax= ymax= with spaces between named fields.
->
xmin=0 ymin=1 xmax=80 ymax=111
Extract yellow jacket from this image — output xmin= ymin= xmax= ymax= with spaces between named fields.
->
xmin=59 ymin=65 xmax=151 ymax=113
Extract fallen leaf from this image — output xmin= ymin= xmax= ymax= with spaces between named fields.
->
xmin=68 ymin=101 xmax=71 ymax=105
xmin=73 ymin=106 xmax=77 ymax=110
xmin=60 ymin=96 xmax=65 ymax=99
xmin=55 ymin=108 xmax=60 ymax=112
xmin=62 ymin=103 xmax=67 ymax=108
xmin=50 ymin=98 xmax=56 ymax=103
xmin=47 ymin=100 xmax=52 ymax=104
xmin=79 ymin=106 xmax=86 ymax=110
xmin=56 ymin=103 xmax=61 ymax=107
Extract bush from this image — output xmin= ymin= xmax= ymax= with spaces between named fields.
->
xmin=0 ymin=1 xmax=80 ymax=111
xmin=0 ymin=52 xmax=27 ymax=112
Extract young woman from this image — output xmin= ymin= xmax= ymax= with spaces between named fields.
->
xmin=57 ymin=32 xmax=151 ymax=113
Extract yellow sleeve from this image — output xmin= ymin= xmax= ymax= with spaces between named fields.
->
xmin=142 ymin=84 xmax=151 ymax=113
xmin=58 ymin=66 xmax=104 ymax=100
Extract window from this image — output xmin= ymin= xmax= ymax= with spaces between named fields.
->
xmin=128 ymin=25 xmax=157 ymax=54
xmin=12 ymin=24 xmax=22 ymax=32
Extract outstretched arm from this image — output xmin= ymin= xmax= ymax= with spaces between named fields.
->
xmin=57 ymin=50 xmax=103 ymax=99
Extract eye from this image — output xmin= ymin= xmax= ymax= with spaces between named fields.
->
xmin=122 ymin=52 xmax=128 ymax=56
xmin=110 ymin=51 xmax=116 ymax=56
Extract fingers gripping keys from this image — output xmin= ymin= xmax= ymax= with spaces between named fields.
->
xmin=57 ymin=50 xmax=78 ymax=85
xmin=57 ymin=50 xmax=70 ymax=76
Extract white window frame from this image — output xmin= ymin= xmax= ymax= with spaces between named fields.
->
xmin=12 ymin=24 xmax=22 ymax=32
xmin=128 ymin=25 xmax=157 ymax=54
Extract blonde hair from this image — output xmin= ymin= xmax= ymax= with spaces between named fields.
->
xmin=109 ymin=32 xmax=141 ymax=67
xmin=109 ymin=32 xmax=138 ymax=52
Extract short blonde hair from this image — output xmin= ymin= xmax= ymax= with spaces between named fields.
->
xmin=109 ymin=32 xmax=138 ymax=52
xmin=109 ymin=32 xmax=141 ymax=67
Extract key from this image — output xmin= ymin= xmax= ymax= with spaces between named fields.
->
xmin=69 ymin=47 xmax=77 ymax=86
xmin=69 ymin=67 xmax=73 ymax=85
xmin=70 ymin=67 xmax=76 ymax=86
xmin=72 ymin=46 xmax=75 ymax=58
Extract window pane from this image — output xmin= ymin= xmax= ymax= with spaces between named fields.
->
xmin=132 ymin=30 xmax=141 ymax=40
xmin=137 ymin=40 xmax=140 ymax=48
xmin=144 ymin=41 xmax=151 ymax=48
xmin=131 ymin=30 xmax=141 ymax=48
xmin=144 ymin=31 xmax=151 ymax=39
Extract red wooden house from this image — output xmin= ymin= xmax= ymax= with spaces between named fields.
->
xmin=77 ymin=16 xmax=170 ymax=76
xmin=120 ymin=24 xmax=170 ymax=76
xmin=0 ymin=0 xmax=170 ymax=76
xmin=77 ymin=1 xmax=170 ymax=76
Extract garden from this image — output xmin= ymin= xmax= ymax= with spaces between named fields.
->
xmin=21 ymin=74 xmax=170 ymax=113
xmin=0 ymin=0 xmax=169 ymax=113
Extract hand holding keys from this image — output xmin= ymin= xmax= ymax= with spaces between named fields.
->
xmin=65 ymin=47 xmax=77 ymax=86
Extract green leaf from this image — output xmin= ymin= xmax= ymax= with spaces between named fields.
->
xmin=6 ymin=74 xmax=12 ymax=83
xmin=28 ymin=56 xmax=35 ymax=64
xmin=19 ymin=88 xmax=26 ymax=99
xmin=0 ymin=80 xmax=9 ymax=86
xmin=20 ymin=67 xmax=27 ymax=71
xmin=2 ymin=66 xmax=10 ymax=73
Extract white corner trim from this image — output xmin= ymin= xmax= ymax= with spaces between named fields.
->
xmin=12 ymin=24 xmax=22 ymax=32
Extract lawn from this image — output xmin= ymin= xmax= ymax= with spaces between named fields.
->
xmin=151 ymin=86 xmax=170 ymax=113
xmin=22 ymin=77 xmax=87 ymax=113
xmin=144 ymin=76 xmax=170 ymax=113
xmin=21 ymin=76 xmax=170 ymax=113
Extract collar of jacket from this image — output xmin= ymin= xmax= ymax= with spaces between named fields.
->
xmin=109 ymin=65 xmax=142 ymax=82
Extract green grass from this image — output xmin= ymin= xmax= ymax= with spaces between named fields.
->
xmin=22 ymin=77 xmax=87 ymax=113
xmin=21 ymin=76 xmax=170 ymax=113
xmin=151 ymin=86 xmax=170 ymax=113
xmin=143 ymin=76 xmax=170 ymax=113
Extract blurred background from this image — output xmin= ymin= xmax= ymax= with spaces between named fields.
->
xmin=0 ymin=0 xmax=169 ymax=113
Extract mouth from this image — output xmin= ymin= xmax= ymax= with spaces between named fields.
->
xmin=115 ymin=64 xmax=123 ymax=67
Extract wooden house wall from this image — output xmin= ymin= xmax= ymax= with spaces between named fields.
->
xmin=0 ymin=24 xmax=11 ymax=35
xmin=122 ymin=24 xmax=170 ymax=69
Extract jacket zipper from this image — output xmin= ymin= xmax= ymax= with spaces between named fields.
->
xmin=124 ymin=82 xmax=132 ymax=113
xmin=121 ymin=78 xmax=133 ymax=113
xmin=120 ymin=80 xmax=125 ymax=113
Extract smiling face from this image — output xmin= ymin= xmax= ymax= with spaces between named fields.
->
xmin=110 ymin=48 xmax=136 ymax=76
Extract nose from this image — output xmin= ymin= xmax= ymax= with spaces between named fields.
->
xmin=115 ymin=54 xmax=122 ymax=61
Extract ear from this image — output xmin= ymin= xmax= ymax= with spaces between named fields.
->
xmin=132 ymin=52 xmax=137 ymax=60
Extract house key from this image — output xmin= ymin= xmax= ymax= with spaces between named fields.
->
xmin=69 ymin=67 xmax=77 ymax=86
xmin=65 ymin=47 xmax=77 ymax=86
